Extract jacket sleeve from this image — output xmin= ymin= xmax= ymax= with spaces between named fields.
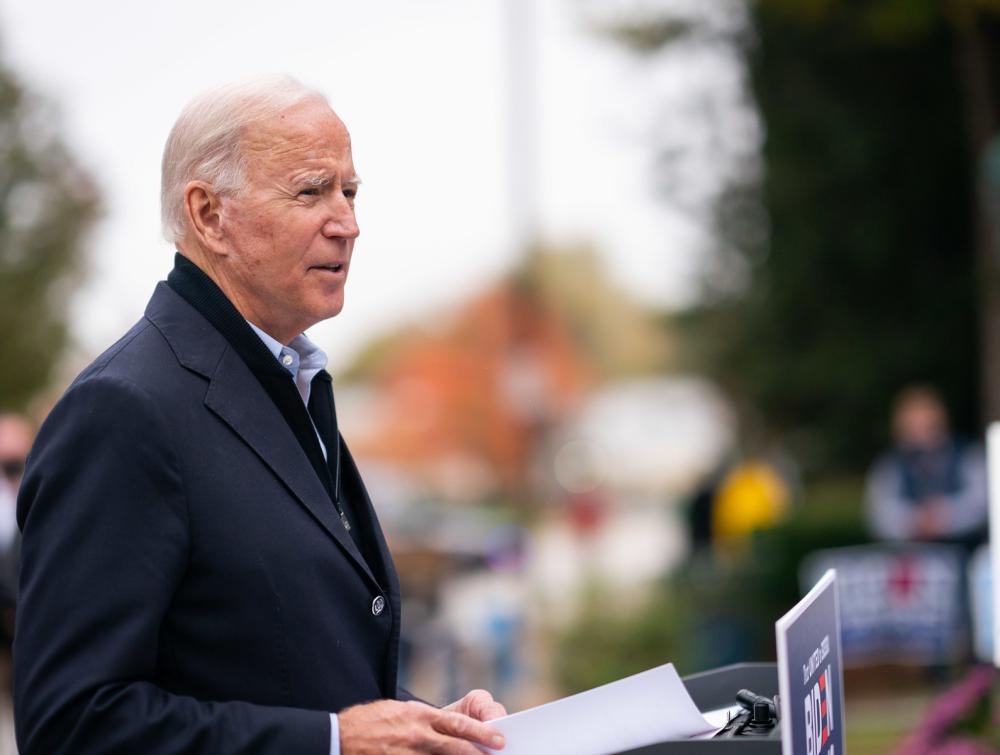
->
xmin=14 ymin=374 xmax=330 ymax=755
xmin=396 ymin=686 xmax=422 ymax=702
xmin=935 ymin=445 xmax=989 ymax=538
xmin=864 ymin=456 xmax=916 ymax=541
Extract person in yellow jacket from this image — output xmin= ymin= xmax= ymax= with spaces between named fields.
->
xmin=711 ymin=459 xmax=791 ymax=553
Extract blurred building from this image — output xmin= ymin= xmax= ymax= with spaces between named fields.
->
xmin=343 ymin=276 xmax=592 ymax=502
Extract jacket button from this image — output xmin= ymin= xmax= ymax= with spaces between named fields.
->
xmin=371 ymin=595 xmax=385 ymax=616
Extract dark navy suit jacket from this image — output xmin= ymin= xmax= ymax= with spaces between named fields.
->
xmin=14 ymin=281 xmax=403 ymax=754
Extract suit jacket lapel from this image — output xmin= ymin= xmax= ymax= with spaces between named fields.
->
xmin=204 ymin=347 xmax=378 ymax=586
xmin=146 ymin=281 xmax=378 ymax=588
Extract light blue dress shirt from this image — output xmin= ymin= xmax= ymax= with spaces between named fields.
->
xmin=247 ymin=322 xmax=329 ymax=460
xmin=246 ymin=322 xmax=341 ymax=755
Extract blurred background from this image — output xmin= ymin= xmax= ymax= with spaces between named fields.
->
xmin=1 ymin=0 xmax=999 ymax=752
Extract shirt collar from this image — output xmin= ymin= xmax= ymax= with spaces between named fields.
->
xmin=245 ymin=321 xmax=328 ymax=381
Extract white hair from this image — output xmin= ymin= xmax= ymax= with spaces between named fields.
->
xmin=160 ymin=75 xmax=328 ymax=243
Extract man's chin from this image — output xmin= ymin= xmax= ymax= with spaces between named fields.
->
xmin=315 ymin=298 xmax=346 ymax=323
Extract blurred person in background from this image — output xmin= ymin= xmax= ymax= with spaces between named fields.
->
xmin=0 ymin=413 xmax=30 ymax=668
xmin=13 ymin=76 xmax=505 ymax=755
xmin=865 ymin=385 xmax=987 ymax=547
xmin=711 ymin=457 xmax=791 ymax=557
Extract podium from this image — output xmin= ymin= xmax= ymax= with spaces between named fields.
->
xmin=617 ymin=572 xmax=845 ymax=755
xmin=619 ymin=663 xmax=781 ymax=754
xmin=487 ymin=573 xmax=842 ymax=755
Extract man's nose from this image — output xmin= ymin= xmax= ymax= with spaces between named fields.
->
xmin=322 ymin=195 xmax=360 ymax=239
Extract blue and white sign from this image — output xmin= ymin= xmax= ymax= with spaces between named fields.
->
xmin=801 ymin=545 xmax=965 ymax=666
xmin=776 ymin=569 xmax=846 ymax=755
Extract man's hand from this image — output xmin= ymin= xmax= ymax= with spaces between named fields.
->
xmin=339 ymin=699 xmax=506 ymax=754
xmin=915 ymin=498 xmax=946 ymax=539
xmin=443 ymin=689 xmax=508 ymax=722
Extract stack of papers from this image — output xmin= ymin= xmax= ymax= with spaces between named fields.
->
xmin=482 ymin=663 xmax=721 ymax=755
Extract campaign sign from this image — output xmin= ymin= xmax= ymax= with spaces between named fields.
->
xmin=776 ymin=569 xmax=846 ymax=755
xmin=801 ymin=545 xmax=965 ymax=666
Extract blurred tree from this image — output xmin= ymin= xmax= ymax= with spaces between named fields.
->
xmin=602 ymin=1 xmax=1000 ymax=472
xmin=515 ymin=246 xmax=672 ymax=380
xmin=338 ymin=245 xmax=671 ymax=502
xmin=758 ymin=0 xmax=1000 ymax=436
xmin=0 ymin=57 xmax=99 ymax=411
xmin=341 ymin=246 xmax=671 ymax=385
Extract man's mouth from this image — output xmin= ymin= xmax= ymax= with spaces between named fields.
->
xmin=312 ymin=263 xmax=345 ymax=273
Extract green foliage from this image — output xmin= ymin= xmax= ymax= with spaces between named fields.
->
xmin=0 ymin=58 xmax=99 ymax=410
xmin=339 ymin=246 xmax=672 ymax=384
xmin=672 ymin=478 xmax=870 ymax=668
xmin=761 ymin=0 xmax=946 ymax=42
xmin=552 ymin=479 xmax=869 ymax=693
xmin=553 ymin=580 xmax=694 ymax=695
xmin=760 ymin=0 xmax=1000 ymax=44
xmin=710 ymin=5 xmax=979 ymax=472
xmin=600 ymin=17 xmax=696 ymax=54
xmin=648 ymin=4 xmax=980 ymax=474
xmin=516 ymin=247 xmax=672 ymax=380
xmin=602 ymin=2 xmax=994 ymax=473
xmin=737 ymin=478 xmax=870 ymax=625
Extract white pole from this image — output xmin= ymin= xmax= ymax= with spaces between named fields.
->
xmin=504 ymin=0 xmax=539 ymax=255
xmin=987 ymin=422 xmax=1000 ymax=667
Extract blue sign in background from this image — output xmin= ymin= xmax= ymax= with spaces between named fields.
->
xmin=777 ymin=571 xmax=846 ymax=755
xmin=801 ymin=545 xmax=965 ymax=666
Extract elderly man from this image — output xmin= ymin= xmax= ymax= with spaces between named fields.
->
xmin=14 ymin=77 xmax=506 ymax=755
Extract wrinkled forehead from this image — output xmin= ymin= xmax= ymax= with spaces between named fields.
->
xmin=242 ymin=100 xmax=352 ymax=175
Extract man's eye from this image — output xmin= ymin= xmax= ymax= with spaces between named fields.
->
xmin=299 ymin=188 xmax=320 ymax=197
xmin=343 ymin=188 xmax=357 ymax=200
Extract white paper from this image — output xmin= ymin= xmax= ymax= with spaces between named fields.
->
xmin=482 ymin=663 xmax=718 ymax=755
xmin=700 ymin=705 xmax=741 ymax=732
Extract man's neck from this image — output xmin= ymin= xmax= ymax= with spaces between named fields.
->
xmin=166 ymin=252 xmax=288 ymax=378
xmin=174 ymin=244 xmax=296 ymax=345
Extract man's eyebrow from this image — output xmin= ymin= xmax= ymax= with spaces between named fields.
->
xmin=294 ymin=174 xmax=331 ymax=188
xmin=291 ymin=173 xmax=362 ymax=187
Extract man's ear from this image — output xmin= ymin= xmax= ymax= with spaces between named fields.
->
xmin=183 ymin=181 xmax=228 ymax=255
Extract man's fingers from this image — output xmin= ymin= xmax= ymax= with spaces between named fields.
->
xmin=432 ymin=709 xmax=506 ymax=750
xmin=454 ymin=688 xmax=508 ymax=722
xmin=340 ymin=699 xmax=505 ymax=754
xmin=404 ymin=699 xmax=441 ymax=718
xmin=482 ymin=701 xmax=507 ymax=720
xmin=466 ymin=689 xmax=508 ymax=721
xmin=407 ymin=723 xmax=483 ymax=755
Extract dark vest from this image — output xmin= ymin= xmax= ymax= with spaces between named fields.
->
xmin=894 ymin=439 xmax=965 ymax=506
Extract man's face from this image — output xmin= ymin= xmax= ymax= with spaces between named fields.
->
xmin=218 ymin=100 xmax=360 ymax=342
xmin=894 ymin=395 xmax=948 ymax=449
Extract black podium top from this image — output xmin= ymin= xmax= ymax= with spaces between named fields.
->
xmin=618 ymin=663 xmax=781 ymax=754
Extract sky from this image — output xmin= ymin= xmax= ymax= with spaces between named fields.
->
xmin=0 ymin=0 xmax=744 ymax=373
